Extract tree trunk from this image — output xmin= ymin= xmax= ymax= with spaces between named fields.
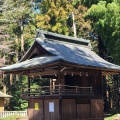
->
xmin=10 ymin=74 xmax=13 ymax=85
xmin=20 ymin=19 xmax=24 ymax=55
xmin=15 ymin=37 xmax=19 ymax=81
xmin=2 ymin=54 xmax=6 ymax=93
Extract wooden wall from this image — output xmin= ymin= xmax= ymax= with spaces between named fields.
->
xmin=62 ymin=99 xmax=76 ymax=120
xmin=62 ymin=99 xmax=91 ymax=120
xmin=90 ymin=99 xmax=104 ymax=120
xmin=28 ymin=98 xmax=104 ymax=120
xmin=28 ymin=99 xmax=59 ymax=120
xmin=0 ymin=98 xmax=4 ymax=112
xmin=77 ymin=104 xmax=90 ymax=119
xmin=44 ymin=99 xmax=59 ymax=120
xmin=28 ymin=99 xmax=43 ymax=120
xmin=91 ymin=71 xmax=102 ymax=98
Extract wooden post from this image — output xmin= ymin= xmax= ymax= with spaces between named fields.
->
xmin=58 ymin=64 xmax=61 ymax=84
xmin=0 ymin=98 xmax=4 ymax=111
xmin=28 ymin=76 xmax=30 ymax=96
xmin=50 ymin=79 xmax=53 ymax=94
xmin=58 ymin=64 xmax=62 ymax=120
xmin=59 ymin=98 xmax=62 ymax=120
xmin=76 ymin=86 xmax=78 ymax=94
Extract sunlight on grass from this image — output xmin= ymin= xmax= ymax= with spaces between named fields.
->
xmin=0 ymin=116 xmax=23 ymax=120
xmin=105 ymin=114 xmax=120 ymax=120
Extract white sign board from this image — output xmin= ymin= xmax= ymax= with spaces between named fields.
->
xmin=49 ymin=102 xmax=54 ymax=112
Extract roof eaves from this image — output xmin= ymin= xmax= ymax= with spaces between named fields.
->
xmin=0 ymin=91 xmax=12 ymax=98
xmin=60 ymin=59 xmax=120 ymax=73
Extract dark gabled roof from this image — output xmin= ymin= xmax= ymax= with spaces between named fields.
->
xmin=20 ymin=30 xmax=90 ymax=62
xmin=36 ymin=29 xmax=90 ymax=46
xmin=1 ymin=30 xmax=120 ymax=73
xmin=1 ymin=56 xmax=61 ymax=71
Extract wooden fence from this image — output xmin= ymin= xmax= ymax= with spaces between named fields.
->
xmin=0 ymin=111 xmax=27 ymax=119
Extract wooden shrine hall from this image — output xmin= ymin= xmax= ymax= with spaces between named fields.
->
xmin=1 ymin=30 xmax=120 ymax=120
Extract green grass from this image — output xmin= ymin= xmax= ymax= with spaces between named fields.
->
xmin=0 ymin=116 xmax=23 ymax=120
xmin=104 ymin=108 xmax=120 ymax=120
xmin=105 ymin=114 xmax=119 ymax=120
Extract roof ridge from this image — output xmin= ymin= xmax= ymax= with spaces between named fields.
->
xmin=36 ymin=29 xmax=90 ymax=46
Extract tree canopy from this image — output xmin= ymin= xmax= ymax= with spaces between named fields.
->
xmin=86 ymin=1 xmax=120 ymax=64
xmin=35 ymin=0 xmax=91 ymax=37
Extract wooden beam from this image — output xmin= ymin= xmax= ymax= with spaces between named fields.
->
xmin=28 ymin=70 xmax=58 ymax=77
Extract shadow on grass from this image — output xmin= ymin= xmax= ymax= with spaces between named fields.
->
xmin=104 ymin=108 xmax=120 ymax=120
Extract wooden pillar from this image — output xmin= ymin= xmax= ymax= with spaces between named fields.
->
xmin=58 ymin=64 xmax=61 ymax=84
xmin=59 ymin=98 xmax=62 ymax=120
xmin=50 ymin=79 xmax=53 ymax=94
xmin=0 ymin=98 xmax=4 ymax=112
xmin=28 ymin=76 xmax=30 ymax=89
xmin=28 ymin=76 xmax=30 ymax=96
xmin=58 ymin=64 xmax=62 ymax=120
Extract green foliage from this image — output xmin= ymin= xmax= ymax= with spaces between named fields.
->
xmin=1 ymin=0 xmax=35 ymax=56
xmin=74 ymin=5 xmax=91 ymax=37
xmin=36 ymin=0 xmax=91 ymax=37
xmin=5 ymin=75 xmax=28 ymax=110
xmin=113 ymin=0 xmax=120 ymax=4
xmin=81 ymin=0 xmax=113 ymax=8
xmin=86 ymin=1 xmax=106 ymax=23
xmin=36 ymin=0 xmax=72 ymax=35
xmin=30 ymin=77 xmax=50 ymax=88
xmin=86 ymin=1 xmax=120 ymax=64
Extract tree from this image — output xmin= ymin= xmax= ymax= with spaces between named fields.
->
xmin=35 ymin=0 xmax=91 ymax=38
xmin=86 ymin=1 xmax=120 ymax=64
xmin=1 ymin=0 xmax=34 ymax=56
xmin=80 ymin=0 xmax=113 ymax=8
xmin=0 ymin=0 xmax=36 ymax=110
xmin=36 ymin=0 xmax=72 ymax=35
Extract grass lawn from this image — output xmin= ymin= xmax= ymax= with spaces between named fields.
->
xmin=0 ymin=116 xmax=20 ymax=120
xmin=0 ymin=116 xmax=27 ymax=120
xmin=104 ymin=108 xmax=120 ymax=120
xmin=105 ymin=114 xmax=120 ymax=120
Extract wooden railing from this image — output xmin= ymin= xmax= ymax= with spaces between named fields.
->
xmin=22 ymin=85 xmax=93 ymax=98
xmin=0 ymin=111 xmax=27 ymax=119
